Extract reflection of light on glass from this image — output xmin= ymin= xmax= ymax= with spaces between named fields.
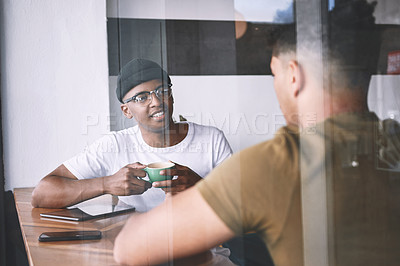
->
xmin=234 ymin=0 xmax=335 ymax=22
xmin=234 ymin=0 xmax=292 ymax=22
xmin=388 ymin=110 xmax=399 ymax=120
xmin=273 ymin=2 xmax=294 ymax=23
xmin=329 ymin=0 xmax=335 ymax=10
xmin=377 ymin=119 xmax=400 ymax=172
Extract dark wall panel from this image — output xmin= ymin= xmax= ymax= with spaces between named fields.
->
xmin=107 ymin=18 xmax=399 ymax=76
xmin=107 ymin=18 xmax=167 ymax=75
xmin=107 ymin=18 xmax=253 ymax=76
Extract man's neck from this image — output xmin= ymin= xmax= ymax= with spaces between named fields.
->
xmin=140 ymin=122 xmax=188 ymax=148
xmin=298 ymin=88 xmax=369 ymax=128
xmin=327 ymin=96 xmax=369 ymax=117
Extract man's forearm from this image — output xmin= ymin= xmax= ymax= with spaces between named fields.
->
xmin=31 ymin=175 xmax=105 ymax=208
xmin=113 ymin=187 xmax=235 ymax=265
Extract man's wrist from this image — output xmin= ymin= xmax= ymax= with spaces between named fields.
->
xmin=100 ymin=176 xmax=110 ymax=194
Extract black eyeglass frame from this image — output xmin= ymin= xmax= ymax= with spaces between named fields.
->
xmin=123 ymin=83 xmax=173 ymax=104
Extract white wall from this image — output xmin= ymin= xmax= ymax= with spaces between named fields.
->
xmin=107 ymin=0 xmax=294 ymax=22
xmin=171 ymin=76 xmax=282 ymax=152
xmin=1 ymin=0 xmax=109 ymax=190
xmin=107 ymin=0 xmax=235 ymax=20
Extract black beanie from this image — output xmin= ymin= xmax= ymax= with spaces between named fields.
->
xmin=116 ymin=59 xmax=171 ymax=103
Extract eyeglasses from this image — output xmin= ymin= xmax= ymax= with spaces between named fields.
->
xmin=123 ymin=84 xmax=173 ymax=105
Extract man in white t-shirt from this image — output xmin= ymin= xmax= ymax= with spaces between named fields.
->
xmin=31 ymin=59 xmax=232 ymax=211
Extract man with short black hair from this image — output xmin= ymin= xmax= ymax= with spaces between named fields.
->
xmin=113 ymin=1 xmax=400 ymax=265
xmin=31 ymin=59 xmax=232 ymax=212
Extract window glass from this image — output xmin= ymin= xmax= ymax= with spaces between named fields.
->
xmin=106 ymin=1 xmax=400 ymax=265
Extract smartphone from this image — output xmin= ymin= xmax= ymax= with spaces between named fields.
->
xmin=38 ymin=230 xmax=102 ymax=242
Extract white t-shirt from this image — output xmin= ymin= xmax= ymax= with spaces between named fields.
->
xmin=64 ymin=122 xmax=232 ymax=211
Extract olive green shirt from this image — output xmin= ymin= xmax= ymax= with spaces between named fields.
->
xmin=197 ymin=112 xmax=400 ymax=266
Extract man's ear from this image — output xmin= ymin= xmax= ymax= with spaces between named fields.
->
xmin=121 ymin=104 xmax=133 ymax=119
xmin=288 ymin=60 xmax=304 ymax=97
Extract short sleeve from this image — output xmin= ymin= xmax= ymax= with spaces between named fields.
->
xmin=63 ymin=134 xmax=118 ymax=179
xmin=196 ymin=126 xmax=300 ymax=242
xmin=213 ymin=129 xmax=233 ymax=167
xmin=197 ymin=151 xmax=244 ymax=234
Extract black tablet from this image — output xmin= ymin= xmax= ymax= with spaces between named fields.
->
xmin=40 ymin=206 xmax=135 ymax=221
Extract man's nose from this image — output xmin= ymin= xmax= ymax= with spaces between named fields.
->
xmin=149 ymin=92 xmax=163 ymax=107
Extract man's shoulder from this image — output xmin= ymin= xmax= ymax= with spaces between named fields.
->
xmin=187 ymin=122 xmax=224 ymax=135
xmin=242 ymin=125 xmax=300 ymax=159
xmin=107 ymin=125 xmax=141 ymax=144
xmin=112 ymin=125 xmax=139 ymax=135
xmin=110 ymin=125 xmax=140 ymax=138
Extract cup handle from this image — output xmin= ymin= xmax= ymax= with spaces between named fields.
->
xmin=138 ymin=168 xmax=149 ymax=182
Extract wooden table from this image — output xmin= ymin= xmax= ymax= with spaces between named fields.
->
xmin=14 ymin=188 xmax=220 ymax=266
xmin=14 ymin=187 xmax=131 ymax=266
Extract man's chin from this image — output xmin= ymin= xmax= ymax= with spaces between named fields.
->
xmin=146 ymin=120 xmax=171 ymax=133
